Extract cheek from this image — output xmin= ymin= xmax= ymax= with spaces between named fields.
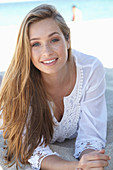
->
xmin=31 ymin=55 xmax=40 ymax=70
xmin=31 ymin=56 xmax=36 ymax=67
xmin=59 ymin=42 xmax=68 ymax=57
xmin=31 ymin=49 xmax=40 ymax=61
xmin=31 ymin=55 xmax=34 ymax=63
xmin=54 ymin=42 xmax=67 ymax=54
xmin=31 ymin=50 xmax=38 ymax=67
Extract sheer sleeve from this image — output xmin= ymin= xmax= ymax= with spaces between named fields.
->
xmin=28 ymin=141 xmax=59 ymax=170
xmin=74 ymin=59 xmax=107 ymax=158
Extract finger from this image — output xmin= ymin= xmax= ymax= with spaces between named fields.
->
xmin=89 ymin=149 xmax=105 ymax=155
xmin=98 ymin=150 xmax=111 ymax=159
xmin=87 ymin=160 xmax=109 ymax=168
xmin=82 ymin=152 xmax=110 ymax=161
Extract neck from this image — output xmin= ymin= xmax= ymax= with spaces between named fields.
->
xmin=41 ymin=57 xmax=76 ymax=100
xmin=41 ymin=61 xmax=70 ymax=90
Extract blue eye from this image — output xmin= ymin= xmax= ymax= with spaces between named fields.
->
xmin=51 ymin=38 xmax=59 ymax=43
xmin=32 ymin=42 xmax=40 ymax=47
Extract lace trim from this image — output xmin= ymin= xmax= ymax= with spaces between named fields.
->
xmin=74 ymin=140 xmax=105 ymax=158
xmin=28 ymin=151 xmax=59 ymax=170
xmin=29 ymin=66 xmax=84 ymax=169
xmin=28 ymin=142 xmax=60 ymax=170
xmin=51 ymin=67 xmax=84 ymax=143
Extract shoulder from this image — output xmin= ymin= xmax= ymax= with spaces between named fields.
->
xmin=72 ymin=49 xmax=105 ymax=87
xmin=72 ymin=49 xmax=103 ymax=70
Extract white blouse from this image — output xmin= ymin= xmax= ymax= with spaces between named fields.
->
xmin=28 ymin=49 xmax=107 ymax=170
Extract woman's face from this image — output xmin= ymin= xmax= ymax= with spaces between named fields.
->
xmin=29 ymin=18 xmax=70 ymax=75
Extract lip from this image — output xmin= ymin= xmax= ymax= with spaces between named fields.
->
xmin=41 ymin=58 xmax=58 ymax=65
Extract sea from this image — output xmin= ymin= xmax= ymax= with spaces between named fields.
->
xmin=0 ymin=0 xmax=113 ymax=26
xmin=0 ymin=0 xmax=113 ymax=72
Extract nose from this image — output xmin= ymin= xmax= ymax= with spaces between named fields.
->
xmin=42 ymin=43 xmax=52 ymax=57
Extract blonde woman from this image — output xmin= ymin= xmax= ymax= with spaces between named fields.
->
xmin=0 ymin=4 xmax=110 ymax=170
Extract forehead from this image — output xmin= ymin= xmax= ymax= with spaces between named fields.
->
xmin=29 ymin=18 xmax=62 ymax=38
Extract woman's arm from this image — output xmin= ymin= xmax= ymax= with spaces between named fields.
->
xmin=41 ymin=149 xmax=110 ymax=170
xmin=73 ymin=59 xmax=110 ymax=169
xmin=41 ymin=155 xmax=79 ymax=170
xmin=75 ymin=59 xmax=107 ymax=159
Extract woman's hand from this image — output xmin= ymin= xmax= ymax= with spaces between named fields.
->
xmin=77 ymin=149 xmax=110 ymax=170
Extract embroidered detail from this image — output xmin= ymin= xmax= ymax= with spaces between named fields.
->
xmin=74 ymin=140 xmax=105 ymax=158
xmin=28 ymin=67 xmax=84 ymax=169
xmin=29 ymin=149 xmax=59 ymax=170
xmin=51 ymin=67 xmax=83 ymax=143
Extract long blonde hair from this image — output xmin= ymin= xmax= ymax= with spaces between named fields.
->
xmin=0 ymin=4 xmax=71 ymax=168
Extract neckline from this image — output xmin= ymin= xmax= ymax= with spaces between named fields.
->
xmin=50 ymin=53 xmax=83 ymax=124
xmin=54 ymin=56 xmax=80 ymax=124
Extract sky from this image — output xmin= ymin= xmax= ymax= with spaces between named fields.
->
xmin=0 ymin=0 xmax=44 ymax=3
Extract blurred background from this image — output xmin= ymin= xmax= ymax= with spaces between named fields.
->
xmin=0 ymin=0 xmax=113 ymax=71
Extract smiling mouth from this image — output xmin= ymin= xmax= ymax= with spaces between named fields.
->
xmin=42 ymin=58 xmax=58 ymax=64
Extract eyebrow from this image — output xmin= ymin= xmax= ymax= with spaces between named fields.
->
xmin=30 ymin=32 xmax=60 ymax=41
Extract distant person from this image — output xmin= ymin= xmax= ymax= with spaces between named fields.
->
xmin=0 ymin=4 xmax=110 ymax=170
xmin=72 ymin=5 xmax=82 ymax=22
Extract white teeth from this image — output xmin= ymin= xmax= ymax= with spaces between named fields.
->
xmin=43 ymin=59 xmax=56 ymax=64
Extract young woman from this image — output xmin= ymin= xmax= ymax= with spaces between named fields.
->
xmin=0 ymin=4 xmax=110 ymax=170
